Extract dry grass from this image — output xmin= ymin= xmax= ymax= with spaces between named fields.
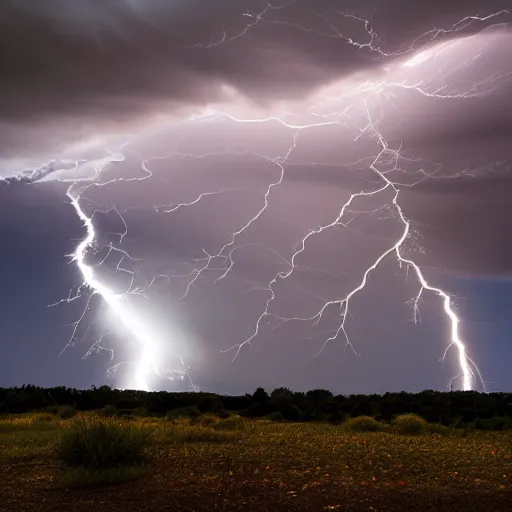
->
xmin=0 ymin=413 xmax=511 ymax=511
xmin=56 ymin=418 xmax=151 ymax=469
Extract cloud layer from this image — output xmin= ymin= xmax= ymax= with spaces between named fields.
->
xmin=1 ymin=0 xmax=512 ymax=393
xmin=1 ymin=0 xmax=511 ymax=163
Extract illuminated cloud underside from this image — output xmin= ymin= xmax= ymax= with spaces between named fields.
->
xmin=3 ymin=2 xmax=512 ymax=392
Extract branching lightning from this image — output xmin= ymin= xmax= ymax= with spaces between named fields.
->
xmin=176 ymin=4 xmax=510 ymax=391
xmin=51 ymin=155 xmax=196 ymax=391
xmin=44 ymin=3 xmax=511 ymax=391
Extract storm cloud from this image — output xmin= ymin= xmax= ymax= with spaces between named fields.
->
xmin=1 ymin=1 xmax=512 ymax=394
xmin=1 ymin=0 xmax=511 ymax=161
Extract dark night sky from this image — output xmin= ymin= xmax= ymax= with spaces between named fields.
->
xmin=0 ymin=0 xmax=511 ymax=394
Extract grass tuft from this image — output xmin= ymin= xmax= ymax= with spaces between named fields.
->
xmin=344 ymin=416 xmax=387 ymax=432
xmin=56 ymin=418 xmax=151 ymax=469
xmin=425 ymin=422 xmax=453 ymax=436
xmin=394 ymin=413 xmax=427 ymax=435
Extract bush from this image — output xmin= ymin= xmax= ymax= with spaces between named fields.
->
xmin=265 ymin=412 xmax=285 ymax=422
xmin=56 ymin=419 xmax=151 ymax=469
xmin=344 ymin=416 xmax=386 ymax=433
xmin=425 ymin=422 xmax=452 ymax=436
xmin=197 ymin=396 xmax=225 ymax=414
xmin=394 ymin=414 xmax=427 ymax=435
xmin=212 ymin=415 xmax=245 ymax=431
xmin=474 ymin=416 xmax=512 ymax=431
xmin=279 ymin=404 xmax=301 ymax=421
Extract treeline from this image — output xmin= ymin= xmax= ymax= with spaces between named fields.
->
xmin=1 ymin=385 xmax=512 ymax=429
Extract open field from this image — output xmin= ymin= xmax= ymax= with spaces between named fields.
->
xmin=1 ymin=413 xmax=511 ymax=512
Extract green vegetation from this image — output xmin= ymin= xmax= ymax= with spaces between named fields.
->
xmin=2 ymin=385 xmax=512 ymax=431
xmin=344 ymin=415 xmax=387 ymax=432
xmin=393 ymin=413 xmax=427 ymax=435
xmin=1 ymin=385 xmax=511 ymax=509
xmin=0 ymin=411 xmax=511 ymax=511
xmin=56 ymin=418 xmax=151 ymax=469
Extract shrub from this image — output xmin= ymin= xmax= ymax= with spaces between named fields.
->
xmin=212 ymin=415 xmax=245 ymax=431
xmin=394 ymin=414 xmax=426 ymax=435
xmin=344 ymin=416 xmax=386 ymax=433
xmin=265 ymin=412 xmax=285 ymax=422
xmin=425 ymin=422 xmax=452 ymax=436
xmin=279 ymin=404 xmax=301 ymax=421
xmin=56 ymin=418 xmax=151 ymax=470
xmin=198 ymin=395 xmax=225 ymax=414
xmin=475 ymin=416 xmax=512 ymax=431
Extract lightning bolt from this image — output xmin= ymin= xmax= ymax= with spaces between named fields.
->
xmin=170 ymin=5 xmax=510 ymax=391
xmin=41 ymin=4 xmax=511 ymax=392
xmin=50 ymin=152 xmax=196 ymax=391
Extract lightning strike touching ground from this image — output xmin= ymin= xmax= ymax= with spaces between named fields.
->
xmin=54 ymin=154 xmax=196 ymax=391
xmin=169 ymin=6 xmax=511 ymax=390
xmin=30 ymin=3 xmax=511 ymax=392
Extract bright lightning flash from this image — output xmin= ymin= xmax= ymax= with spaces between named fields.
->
xmin=170 ymin=4 xmax=510 ymax=391
xmin=53 ymin=155 xmax=195 ymax=391
xmin=46 ymin=3 xmax=511 ymax=391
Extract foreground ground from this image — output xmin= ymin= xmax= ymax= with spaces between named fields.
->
xmin=1 ymin=413 xmax=511 ymax=511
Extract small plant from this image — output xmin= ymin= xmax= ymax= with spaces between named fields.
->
xmin=56 ymin=418 xmax=151 ymax=470
xmin=394 ymin=414 xmax=426 ymax=435
xmin=344 ymin=416 xmax=386 ymax=433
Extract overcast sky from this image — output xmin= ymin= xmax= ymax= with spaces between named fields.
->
xmin=0 ymin=0 xmax=511 ymax=394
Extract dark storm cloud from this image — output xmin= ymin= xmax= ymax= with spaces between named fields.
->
xmin=400 ymin=175 xmax=512 ymax=276
xmin=1 ymin=0 xmax=511 ymax=158
xmin=2 ymin=0 xmax=512 ymax=394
